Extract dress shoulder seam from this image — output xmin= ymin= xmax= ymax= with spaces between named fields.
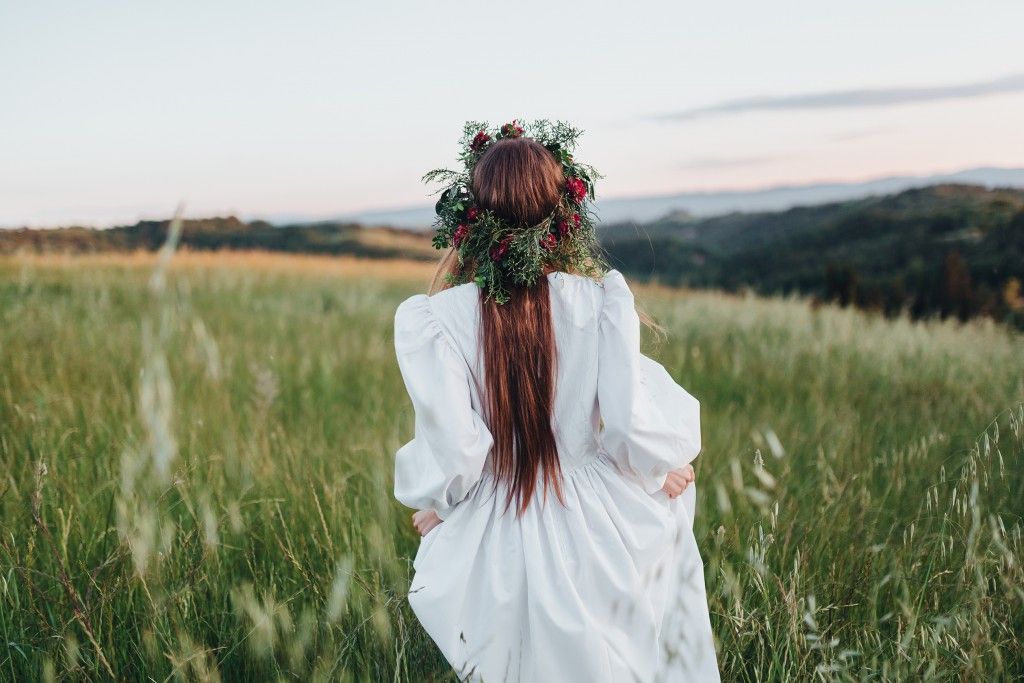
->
xmin=394 ymin=292 xmax=465 ymax=362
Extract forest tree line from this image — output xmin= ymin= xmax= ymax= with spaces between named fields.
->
xmin=601 ymin=184 xmax=1024 ymax=327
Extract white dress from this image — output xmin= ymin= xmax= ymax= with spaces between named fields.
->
xmin=393 ymin=269 xmax=720 ymax=682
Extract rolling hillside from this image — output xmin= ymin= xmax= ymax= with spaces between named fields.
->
xmin=0 ymin=216 xmax=437 ymax=262
xmin=4 ymin=183 xmax=1023 ymax=325
xmin=329 ymin=166 xmax=1024 ymax=228
xmin=601 ymin=184 xmax=1024 ymax=325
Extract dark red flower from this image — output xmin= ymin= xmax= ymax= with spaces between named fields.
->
xmin=466 ymin=206 xmax=480 ymax=222
xmin=566 ymin=177 xmax=587 ymax=203
xmin=452 ymin=224 xmax=470 ymax=247
xmin=490 ymin=236 xmax=511 ymax=261
xmin=470 ymin=131 xmax=491 ymax=152
xmin=540 ymin=233 xmax=558 ymax=251
xmin=557 ymin=213 xmax=582 ymax=237
xmin=500 ymin=120 xmax=525 ymax=138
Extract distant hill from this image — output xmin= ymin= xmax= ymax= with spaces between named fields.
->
xmin=4 ymin=183 xmax=1023 ymax=326
xmin=600 ymin=184 xmax=1024 ymax=325
xmin=324 ymin=166 xmax=1024 ymax=229
xmin=0 ymin=216 xmax=437 ymax=262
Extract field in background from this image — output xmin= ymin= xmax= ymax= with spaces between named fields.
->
xmin=1 ymin=250 xmax=1022 ymax=681
xmin=6 ymin=183 xmax=1023 ymax=328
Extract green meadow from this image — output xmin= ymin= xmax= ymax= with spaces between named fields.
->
xmin=1 ymin=250 xmax=1022 ymax=681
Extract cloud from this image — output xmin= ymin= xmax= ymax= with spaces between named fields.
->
xmin=677 ymin=154 xmax=786 ymax=170
xmin=827 ymin=126 xmax=897 ymax=143
xmin=654 ymin=73 xmax=1024 ymax=122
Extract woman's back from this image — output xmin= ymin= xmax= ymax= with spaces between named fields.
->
xmin=408 ymin=270 xmax=607 ymax=474
xmin=392 ymin=269 xmax=718 ymax=681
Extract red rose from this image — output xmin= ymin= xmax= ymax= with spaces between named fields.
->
xmin=470 ymin=131 xmax=491 ymax=152
xmin=566 ymin=177 xmax=587 ymax=203
xmin=557 ymin=213 xmax=582 ymax=237
xmin=466 ymin=207 xmax=480 ymax=222
xmin=490 ymin=236 xmax=511 ymax=261
xmin=540 ymin=233 xmax=558 ymax=251
xmin=500 ymin=120 xmax=525 ymax=138
xmin=452 ymin=224 xmax=470 ymax=247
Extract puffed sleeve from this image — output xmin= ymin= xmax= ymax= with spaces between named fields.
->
xmin=597 ymin=270 xmax=703 ymax=494
xmin=393 ymin=294 xmax=494 ymax=519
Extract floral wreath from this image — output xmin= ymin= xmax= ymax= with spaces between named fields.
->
xmin=423 ymin=119 xmax=607 ymax=304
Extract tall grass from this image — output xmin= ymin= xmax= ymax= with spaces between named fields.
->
xmin=1 ymin=250 xmax=1021 ymax=681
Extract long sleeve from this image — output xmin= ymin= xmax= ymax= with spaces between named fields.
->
xmin=597 ymin=270 xmax=703 ymax=494
xmin=393 ymin=294 xmax=494 ymax=519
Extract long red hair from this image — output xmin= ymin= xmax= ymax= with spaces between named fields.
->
xmin=431 ymin=137 xmax=565 ymax=514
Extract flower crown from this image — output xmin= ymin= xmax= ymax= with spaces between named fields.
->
xmin=423 ymin=119 xmax=607 ymax=304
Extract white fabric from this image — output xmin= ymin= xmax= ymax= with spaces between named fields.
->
xmin=393 ymin=269 xmax=720 ymax=682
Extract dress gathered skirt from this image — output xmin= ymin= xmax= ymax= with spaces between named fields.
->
xmin=393 ymin=269 xmax=720 ymax=682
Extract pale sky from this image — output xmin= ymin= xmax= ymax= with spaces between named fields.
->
xmin=2 ymin=1 xmax=1023 ymax=227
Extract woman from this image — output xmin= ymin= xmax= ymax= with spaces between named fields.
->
xmin=393 ymin=121 xmax=719 ymax=681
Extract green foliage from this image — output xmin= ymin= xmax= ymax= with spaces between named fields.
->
xmin=602 ymin=184 xmax=1024 ymax=326
xmin=423 ymin=119 xmax=605 ymax=303
xmin=0 ymin=217 xmax=438 ymax=262
xmin=1 ymin=253 xmax=1022 ymax=680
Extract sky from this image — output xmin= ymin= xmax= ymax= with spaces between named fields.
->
xmin=2 ymin=0 xmax=1023 ymax=227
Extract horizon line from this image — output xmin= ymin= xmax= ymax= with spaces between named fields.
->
xmin=3 ymin=164 xmax=1023 ymax=231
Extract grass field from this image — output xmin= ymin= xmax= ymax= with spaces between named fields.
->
xmin=1 ymin=249 xmax=1022 ymax=681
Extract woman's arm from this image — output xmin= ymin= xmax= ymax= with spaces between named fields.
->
xmin=597 ymin=271 xmax=702 ymax=493
xmin=393 ymin=295 xmax=494 ymax=519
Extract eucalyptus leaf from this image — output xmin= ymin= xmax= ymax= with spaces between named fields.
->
xmin=423 ymin=119 xmax=607 ymax=303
